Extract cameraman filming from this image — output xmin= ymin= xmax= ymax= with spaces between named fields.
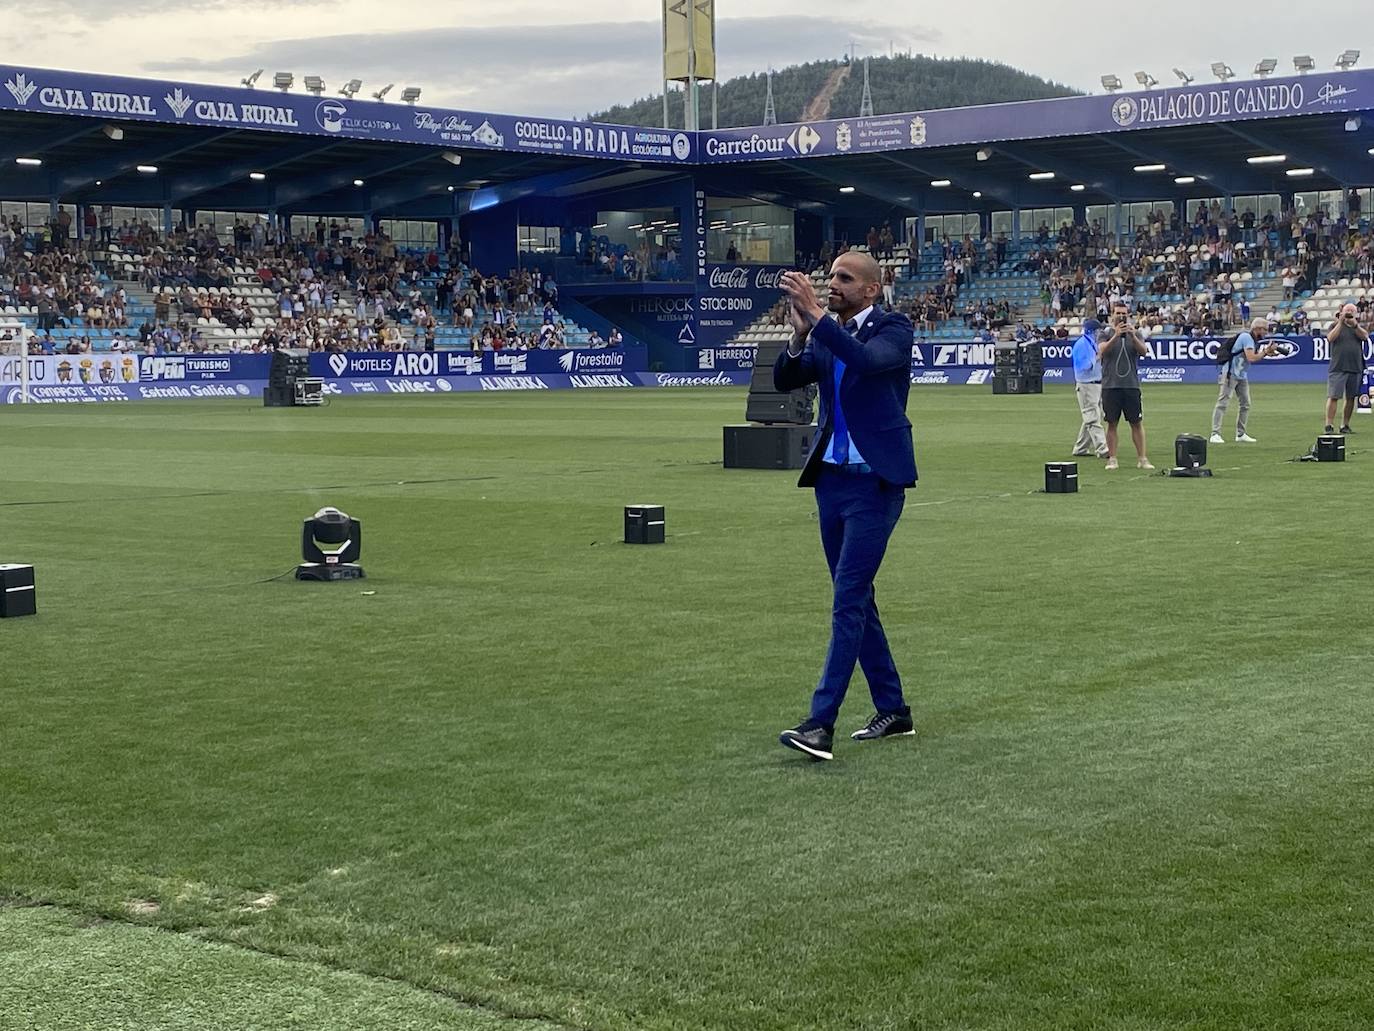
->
xmin=1325 ymin=302 xmax=1369 ymax=434
xmin=1097 ymin=302 xmax=1154 ymax=470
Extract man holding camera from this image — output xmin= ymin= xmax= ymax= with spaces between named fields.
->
xmin=1325 ymin=303 xmax=1368 ymax=434
xmin=1098 ymin=303 xmax=1153 ymax=470
xmin=1210 ymin=318 xmax=1278 ymax=444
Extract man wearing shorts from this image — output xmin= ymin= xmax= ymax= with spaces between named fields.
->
xmin=1325 ymin=303 xmax=1369 ymax=434
xmin=1098 ymin=303 xmax=1154 ymax=471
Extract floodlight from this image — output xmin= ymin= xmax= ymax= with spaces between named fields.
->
xmin=304 ymin=75 xmax=325 ymax=95
xmin=1133 ymin=163 xmax=1167 ymax=172
xmin=249 ymin=172 xmax=266 ymax=181
xmin=1246 ymin=154 xmax=1287 ymax=164
xmin=441 ymin=150 xmax=462 ymax=166
xmin=1174 ymin=176 xmax=1196 ymax=184
xmin=353 ymin=178 xmax=365 ymax=187
xmin=1293 ymin=55 xmax=1315 ymax=74
xmin=273 ymin=72 xmax=294 ymax=92
xmin=1286 ymin=167 xmax=1315 ymax=177
xmin=976 ymin=147 xmax=993 ymax=161
xmin=15 ymin=157 xmax=42 ymax=167
xmin=1173 ymin=67 xmax=1194 ymax=85
xmin=930 ymin=179 xmax=951 ymax=187
xmin=1134 ymin=71 xmax=1158 ymax=89
xmin=101 ymin=124 xmax=123 ymax=141
xmin=1028 ymin=171 xmax=1055 ymax=180
xmin=136 ymin=164 xmax=158 ymax=174
xmin=242 ymin=69 xmax=263 ymax=88
xmin=1101 ymin=74 xmax=1123 ymax=92
xmin=839 ymin=185 xmax=856 ymax=193
xmin=339 ymin=78 xmax=362 ymax=98
xmin=1254 ymin=58 xmax=1277 ymax=78
xmin=1336 ymin=49 xmax=1359 ymax=70
xmin=972 ymin=191 xmax=982 ymax=198
xmin=372 ymin=83 xmax=394 ymax=101
xmin=296 ymin=507 xmax=364 ymax=581
xmin=1070 ymin=184 xmax=1086 ymax=192
xmin=1211 ymin=62 xmax=1235 ymax=81
xmin=1347 ymin=117 xmax=1362 ymax=132
xmin=400 ymin=87 xmax=422 ymax=104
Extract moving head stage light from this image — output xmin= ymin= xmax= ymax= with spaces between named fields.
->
xmin=1167 ymin=434 xmax=1213 ymax=477
xmin=296 ymin=507 xmax=365 ymax=581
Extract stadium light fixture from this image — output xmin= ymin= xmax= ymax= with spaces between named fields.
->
xmin=1293 ymin=55 xmax=1315 ymax=74
xmin=1254 ymin=58 xmax=1278 ymax=78
xmin=972 ymin=191 xmax=982 ymax=198
xmin=976 ymin=147 xmax=992 ymax=161
xmin=1070 ymin=184 xmax=1086 ymax=192
xmin=1336 ymin=49 xmax=1359 ymax=70
xmin=441 ymin=151 xmax=462 ymax=166
xmin=1347 ymin=117 xmax=1362 ymax=132
xmin=136 ymin=164 xmax=158 ymax=174
xmin=1173 ymin=67 xmax=1194 ymax=85
xmin=1028 ymin=171 xmax=1055 ymax=180
xmin=249 ymin=172 xmax=267 ymax=181
xmin=273 ymin=72 xmax=294 ymax=92
xmin=400 ymin=87 xmax=422 ymax=104
xmin=353 ymin=178 xmax=365 ymax=187
xmin=94 ymin=179 xmax=102 ymax=185
xmin=15 ymin=157 xmax=42 ymax=167
xmin=1174 ymin=176 xmax=1196 ymax=184
xmin=1133 ymin=163 xmax=1167 ymax=172
xmin=1246 ymin=154 xmax=1287 ymax=164
xmin=101 ymin=124 xmax=123 ymax=141
xmin=304 ymin=75 xmax=326 ymax=95
xmin=1134 ymin=71 xmax=1158 ymax=89
xmin=1100 ymin=74 xmax=1123 ymax=92
xmin=1368 ymin=148 xmax=1374 ymax=156
xmin=1211 ymin=62 xmax=1235 ymax=82
xmin=930 ymin=179 xmax=951 ymax=187
xmin=839 ymin=186 xmax=856 ymax=193
xmin=339 ymin=78 xmax=362 ymax=98
xmin=1286 ymin=167 xmax=1315 ymax=177
xmin=242 ymin=69 xmax=264 ymax=89
xmin=372 ymin=83 xmax=394 ymax=102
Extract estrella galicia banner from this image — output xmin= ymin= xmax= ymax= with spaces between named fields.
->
xmin=0 ymin=64 xmax=695 ymax=164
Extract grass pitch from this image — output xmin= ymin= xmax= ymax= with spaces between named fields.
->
xmin=2 ymin=385 xmax=1373 ymax=1031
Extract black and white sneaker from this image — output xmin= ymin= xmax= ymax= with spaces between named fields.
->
xmin=850 ymin=708 xmax=916 ymax=741
xmin=1339 ymin=425 xmax=1354 ymax=434
xmin=779 ymin=719 xmax=834 ymax=760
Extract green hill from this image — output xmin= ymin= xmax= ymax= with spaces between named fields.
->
xmin=590 ymin=53 xmax=1082 ymax=129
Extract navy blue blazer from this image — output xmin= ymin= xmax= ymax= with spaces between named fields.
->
xmin=773 ymin=307 xmax=918 ymax=488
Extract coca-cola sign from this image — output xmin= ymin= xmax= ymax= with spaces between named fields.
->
xmin=708 ymin=266 xmax=749 ymax=289
xmin=753 ymin=267 xmax=784 ymax=289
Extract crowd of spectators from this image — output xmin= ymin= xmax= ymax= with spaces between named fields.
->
xmin=3 ymin=216 xmax=621 ymax=355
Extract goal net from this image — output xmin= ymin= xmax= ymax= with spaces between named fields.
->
xmin=0 ymin=321 xmax=33 ymax=404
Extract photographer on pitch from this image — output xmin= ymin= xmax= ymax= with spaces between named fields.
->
xmin=1098 ymin=302 xmax=1153 ymax=471
xmin=1325 ymin=303 xmax=1369 ymax=435
xmin=1209 ymin=318 xmax=1279 ymax=445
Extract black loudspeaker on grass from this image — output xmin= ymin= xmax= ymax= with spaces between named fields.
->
xmin=624 ymin=505 xmax=665 ymax=544
xmin=1044 ymin=462 xmax=1078 ymax=493
xmin=0 ymin=564 xmax=36 ymax=618
xmin=1166 ymin=434 xmax=1213 ymax=478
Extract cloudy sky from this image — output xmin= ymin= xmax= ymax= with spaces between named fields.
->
xmin=2 ymin=1 xmax=1365 ymax=119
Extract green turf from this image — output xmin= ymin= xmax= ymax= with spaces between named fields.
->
xmin=2 ymin=386 xmax=1372 ymax=1031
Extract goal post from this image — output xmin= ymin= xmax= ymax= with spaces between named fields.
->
xmin=0 ymin=321 xmax=33 ymax=404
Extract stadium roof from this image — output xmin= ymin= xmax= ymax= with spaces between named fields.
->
xmin=1 ymin=62 xmax=1371 ymax=219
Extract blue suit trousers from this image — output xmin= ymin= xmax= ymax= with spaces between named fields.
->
xmin=809 ymin=467 xmax=907 ymax=726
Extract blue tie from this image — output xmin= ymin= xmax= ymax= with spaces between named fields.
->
xmin=832 ymin=319 xmax=858 ymax=464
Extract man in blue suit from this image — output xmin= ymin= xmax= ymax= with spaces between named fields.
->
xmin=774 ymin=253 xmax=918 ymax=761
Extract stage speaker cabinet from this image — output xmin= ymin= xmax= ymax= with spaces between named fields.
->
xmin=269 ymin=347 xmax=310 ymax=387
xmin=1044 ymin=462 xmax=1078 ymax=494
xmin=0 ymin=564 xmax=36 ymax=618
xmin=263 ymin=385 xmax=293 ymax=407
xmin=723 ymin=424 xmax=814 ymax=469
xmin=624 ymin=504 xmax=665 ymax=544
xmin=1316 ymin=434 xmax=1346 ymax=462
xmin=745 ymin=391 xmax=813 ymax=424
xmin=994 ymin=373 xmax=1033 ymax=394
